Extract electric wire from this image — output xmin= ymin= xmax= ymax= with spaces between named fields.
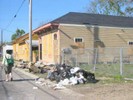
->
xmin=4 ymin=0 xmax=26 ymax=30
xmin=0 ymin=27 xmax=14 ymax=33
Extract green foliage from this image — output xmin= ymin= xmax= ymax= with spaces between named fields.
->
xmin=11 ymin=34 xmax=17 ymax=40
xmin=11 ymin=29 xmax=25 ymax=40
xmin=88 ymin=0 xmax=133 ymax=16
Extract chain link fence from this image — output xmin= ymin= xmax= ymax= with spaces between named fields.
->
xmin=62 ymin=47 xmax=133 ymax=78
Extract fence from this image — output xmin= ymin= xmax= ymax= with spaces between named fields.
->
xmin=62 ymin=47 xmax=133 ymax=78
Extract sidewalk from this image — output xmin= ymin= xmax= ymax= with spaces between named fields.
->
xmin=13 ymin=67 xmax=39 ymax=79
xmin=13 ymin=67 xmax=63 ymax=88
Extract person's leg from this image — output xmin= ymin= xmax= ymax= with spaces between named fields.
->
xmin=4 ymin=67 xmax=9 ymax=81
xmin=5 ymin=74 xmax=9 ymax=81
xmin=9 ymin=72 xmax=13 ymax=81
xmin=8 ymin=66 xmax=13 ymax=81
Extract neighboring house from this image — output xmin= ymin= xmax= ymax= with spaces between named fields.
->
xmin=3 ymin=44 xmax=13 ymax=57
xmin=12 ymin=33 xmax=38 ymax=62
xmin=33 ymin=12 xmax=133 ymax=64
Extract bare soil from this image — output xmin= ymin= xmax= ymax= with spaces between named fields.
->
xmin=67 ymin=82 xmax=133 ymax=100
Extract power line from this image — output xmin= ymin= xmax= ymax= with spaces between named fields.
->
xmin=4 ymin=0 xmax=26 ymax=30
xmin=0 ymin=27 xmax=14 ymax=33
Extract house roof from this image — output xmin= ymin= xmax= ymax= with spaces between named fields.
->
xmin=51 ymin=12 xmax=133 ymax=28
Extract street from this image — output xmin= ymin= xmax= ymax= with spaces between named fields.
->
xmin=0 ymin=67 xmax=83 ymax=100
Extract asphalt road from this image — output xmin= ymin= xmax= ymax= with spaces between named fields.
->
xmin=0 ymin=67 xmax=84 ymax=100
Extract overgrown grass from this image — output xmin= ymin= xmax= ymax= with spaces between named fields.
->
xmin=79 ymin=63 xmax=133 ymax=83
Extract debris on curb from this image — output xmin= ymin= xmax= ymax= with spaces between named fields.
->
xmin=33 ymin=86 xmax=38 ymax=89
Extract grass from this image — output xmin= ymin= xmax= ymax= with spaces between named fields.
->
xmin=79 ymin=63 xmax=133 ymax=83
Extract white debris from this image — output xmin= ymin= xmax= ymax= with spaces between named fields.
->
xmin=33 ymin=87 xmax=38 ymax=89
xmin=53 ymin=84 xmax=66 ymax=90
xmin=35 ymin=81 xmax=42 ymax=84
xmin=70 ymin=67 xmax=80 ymax=74
xmin=58 ymin=78 xmax=70 ymax=86
xmin=69 ymin=76 xmax=78 ymax=85
xmin=35 ymin=78 xmax=45 ymax=85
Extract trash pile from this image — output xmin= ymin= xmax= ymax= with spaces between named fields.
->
xmin=16 ymin=61 xmax=98 ymax=89
xmin=46 ymin=64 xmax=97 ymax=85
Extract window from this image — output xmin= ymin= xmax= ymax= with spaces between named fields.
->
xmin=54 ymin=34 xmax=57 ymax=40
xmin=74 ymin=37 xmax=83 ymax=43
xmin=128 ymin=41 xmax=133 ymax=45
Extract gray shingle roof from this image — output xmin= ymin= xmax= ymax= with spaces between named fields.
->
xmin=51 ymin=12 xmax=133 ymax=28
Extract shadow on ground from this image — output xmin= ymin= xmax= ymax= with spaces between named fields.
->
xmin=0 ymin=79 xmax=35 ymax=82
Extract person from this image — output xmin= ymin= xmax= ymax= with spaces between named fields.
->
xmin=2 ymin=50 xmax=14 ymax=81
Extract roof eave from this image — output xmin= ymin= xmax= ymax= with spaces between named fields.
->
xmin=33 ymin=23 xmax=59 ymax=34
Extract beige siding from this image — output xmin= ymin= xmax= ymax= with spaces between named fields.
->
xmin=58 ymin=25 xmax=133 ymax=63
xmin=37 ymin=24 xmax=133 ymax=64
xmin=59 ymin=25 xmax=94 ymax=49
xmin=96 ymin=28 xmax=133 ymax=47
xmin=59 ymin=25 xmax=133 ymax=49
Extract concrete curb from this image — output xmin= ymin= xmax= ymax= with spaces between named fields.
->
xmin=13 ymin=67 xmax=39 ymax=79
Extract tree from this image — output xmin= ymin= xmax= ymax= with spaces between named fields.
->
xmin=11 ymin=34 xmax=17 ymax=41
xmin=11 ymin=29 xmax=25 ymax=40
xmin=88 ymin=0 xmax=133 ymax=16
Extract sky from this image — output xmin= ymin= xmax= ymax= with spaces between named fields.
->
xmin=0 ymin=0 xmax=90 ymax=42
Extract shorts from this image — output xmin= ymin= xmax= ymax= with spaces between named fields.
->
xmin=4 ymin=65 xmax=13 ymax=74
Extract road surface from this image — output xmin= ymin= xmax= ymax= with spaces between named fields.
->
xmin=0 ymin=67 xmax=84 ymax=100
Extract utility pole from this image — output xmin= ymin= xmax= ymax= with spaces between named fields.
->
xmin=1 ymin=29 xmax=3 ymax=46
xmin=1 ymin=29 xmax=3 ymax=57
xmin=29 ymin=0 xmax=32 ymax=62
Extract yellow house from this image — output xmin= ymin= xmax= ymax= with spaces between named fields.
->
xmin=12 ymin=33 xmax=38 ymax=62
xmin=33 ymin=12 xmax=133 ymax=64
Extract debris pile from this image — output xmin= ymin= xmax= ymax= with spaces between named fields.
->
xmin=46 ymin=64 xmax=97 ymax=86
xmin=16 ymin=61 xmax=98 ymax=89
xmin=15 ymin=60 xmax=28 ymax=69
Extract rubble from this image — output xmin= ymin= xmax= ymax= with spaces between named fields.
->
xmin=33 ymin=86 xmax=38 ymax=89
xmin=47 ymin=64 xmax=97 ymax=84
xmin=53 ymin=84 xmax=66 ymax=90
xmin=15 ymin=60 xmax=28 ymax=69
xmin=15 ymin=60 xmax=98 ymax=90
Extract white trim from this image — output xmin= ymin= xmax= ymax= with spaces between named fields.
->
xmin=74 ymin=37 xmax=84 ymax=43
xmin=60 ymin=23 xmax=133 ymax=29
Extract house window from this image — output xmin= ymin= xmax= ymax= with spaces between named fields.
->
xmin=128 ymin=41 xmax=133 ymax=45
xmin=74 ymin=37 xmax=83 ymax=43
xmin=54 ymin=34 xmax=57 ymax=40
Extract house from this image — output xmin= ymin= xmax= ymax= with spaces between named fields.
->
xmin=33 ymin=12 xmax=133 ymax=64
xmin=3 ymin=44 xmax=13 ymax=57
xmin=12 ymin=33 xmax=38 ymax=62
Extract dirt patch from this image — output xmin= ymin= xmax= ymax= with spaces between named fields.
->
xmin=67 ymin=82 xmax=133 ymax=100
